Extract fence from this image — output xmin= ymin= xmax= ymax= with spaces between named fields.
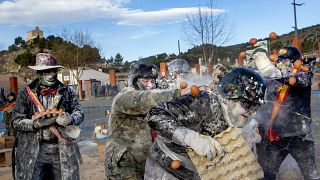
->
xmin=79 ymin=105 xmax=111 ymax=141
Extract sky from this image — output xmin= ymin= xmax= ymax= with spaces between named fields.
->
xmin=0 ymin=0 xmax=319 ymax=61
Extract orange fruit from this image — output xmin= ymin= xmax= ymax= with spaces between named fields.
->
xmin=171 ymin=160 xmax=181 ymax=169
xmin=52 ymin=108 xmax=58 ymax=116
xmin=269 ymin=32 xmax=277 ymax=40
xmin=272 ymin=49 xmax=279 ymax=55
xmin=59 ymin=109 xmax=65 ymax=113
xmin=293 ymin=60 xmax=302 ymax=69
xmin=190 ymin=85 xmax=200 ymax=97
xmin=289 ymin=77 xmax=296 ymax=85
xmin=180 ymin=82 xmax=188 ymax=89
xmin=249 ymin=38 xmax=257 ymax=45
xmin=301 ymin=66 xmax=309 ymax=72
xmin=239 ymin=51 xmax=246 ymax=59
xmin=46 ymin=109 xmax=52 ymax=117
xmin=269 ymin=54 xmax=278 ymax=62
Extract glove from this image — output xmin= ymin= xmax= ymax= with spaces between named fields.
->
xmin=32 ymin=113 xmax=57 ymax=128
xmin=56 ymin=112 xmax=73 ymax=126
xmin=173 ymin=128 xmax=223 ymax=160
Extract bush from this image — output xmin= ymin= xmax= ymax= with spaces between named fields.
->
xmin=14 ymin=51 xmax=35 ymax=67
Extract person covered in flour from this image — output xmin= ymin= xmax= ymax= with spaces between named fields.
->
xmin=11 ymin=53 xmax=83 ymax=180
xmin=144 ymin=67 xmax=267 ymax=179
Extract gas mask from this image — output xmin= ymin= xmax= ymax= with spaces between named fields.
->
xmin=37 ymin=69 xmax=58 ymax=87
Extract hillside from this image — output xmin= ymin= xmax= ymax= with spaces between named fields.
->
xmin=0 ymin=24 xmax=319 ymax=78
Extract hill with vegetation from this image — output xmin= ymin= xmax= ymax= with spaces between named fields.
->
xmin=0 ymin=24 xmax=319 ymax=79
xmin=138 ymin=24 xmax=320 ymax=68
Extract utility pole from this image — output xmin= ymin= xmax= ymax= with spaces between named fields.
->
xmin=292 ymin=0 xmax=304 ymax=51
xmin=178 ymin=40 xmax=181 ymax=57
xmin=292 ymin=0 xmax=305 ymax=36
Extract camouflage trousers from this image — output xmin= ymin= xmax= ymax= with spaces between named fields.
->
xmin=107 ymin=173 xmax=143 ymax=180
xmin=105 ymin=143 xmax=145 ymax=180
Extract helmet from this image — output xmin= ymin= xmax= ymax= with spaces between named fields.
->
xmin=217 ymin=67 xmax=266 ymax=111
xmin=168 ymin=59 xmax=189 ymax=75
xmin=7 ymin=92 xmax=16 ymax=103
xmin=278 ymin=46 xmax=301 ymax=62
xmin=128 ymin=63 xmax=159 ymax=90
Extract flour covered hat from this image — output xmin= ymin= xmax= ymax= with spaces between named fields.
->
xmin=28 ymin=53 xmax=64 ymax=70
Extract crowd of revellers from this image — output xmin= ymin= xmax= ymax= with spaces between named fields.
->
xmin=1 ymin=44 xmax=319 ymax=180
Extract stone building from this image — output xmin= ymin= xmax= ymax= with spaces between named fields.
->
xmin=26 ymin=26 xmax=44 ymax=42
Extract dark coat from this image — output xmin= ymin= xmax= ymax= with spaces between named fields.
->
xmin=11 ymin=79 xmax=84 ymax=180
xmin=256 ymin=71 xmax=313 ymax=138
xmin=147 ymin=91 xmax=229 ymax=179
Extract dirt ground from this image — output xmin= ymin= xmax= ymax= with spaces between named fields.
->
xmin=1 ymin=94 xmax=320 ymax=179
xmin=0 ymin=139 xmax=105 ymax=180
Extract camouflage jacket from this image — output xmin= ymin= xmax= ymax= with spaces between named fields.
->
xmin=11 ymin=79 xmax=84 ymax=180
xmin=105 ymin=87 xmax=180 ymax=176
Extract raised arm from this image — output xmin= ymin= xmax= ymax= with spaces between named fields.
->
xmin=113 ymin=88 xmax=181 ymax=115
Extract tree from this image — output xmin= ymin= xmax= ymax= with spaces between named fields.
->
xmin=38 ymin=38 xmax=46 ymax=52
xmin=14 ymin=51 xmax=35 ymax=67
xmin=51 ymin=29 xmax=101 ymax=99
xmin=114 ymin=53 xmax=124 ymax=65
xmin=108 ymin=56 xmax=114 ymax=64
xmin=14 ymin=36 xmax=26 ymax=48
xmin=183 ymin=0 xmax=232 ymax=65
xmin=8 ymin=44 xmax=18 ymax=52
xmin=54 ymin=29 xmax=101 ymax=80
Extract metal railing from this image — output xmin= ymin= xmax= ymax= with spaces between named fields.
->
xmin=79 ymin=105 xmax=111 ymax=141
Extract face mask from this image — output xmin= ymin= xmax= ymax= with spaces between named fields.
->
xmin=38 ymin=69 xmax=58 ymax=87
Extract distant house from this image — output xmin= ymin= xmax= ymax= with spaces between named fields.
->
xmin=27 ymin=26 xmax=44 ymax=42
xmin=58 ymin=68 xmax=109 ymax=86
xmin=58 ymin=68 xmax=110 ymax=99
xmin=0 ymin=74 xmax=26 ymax=93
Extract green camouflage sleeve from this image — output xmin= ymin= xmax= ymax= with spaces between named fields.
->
xmin=114 ymin=88 xmax=181 ymax=115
